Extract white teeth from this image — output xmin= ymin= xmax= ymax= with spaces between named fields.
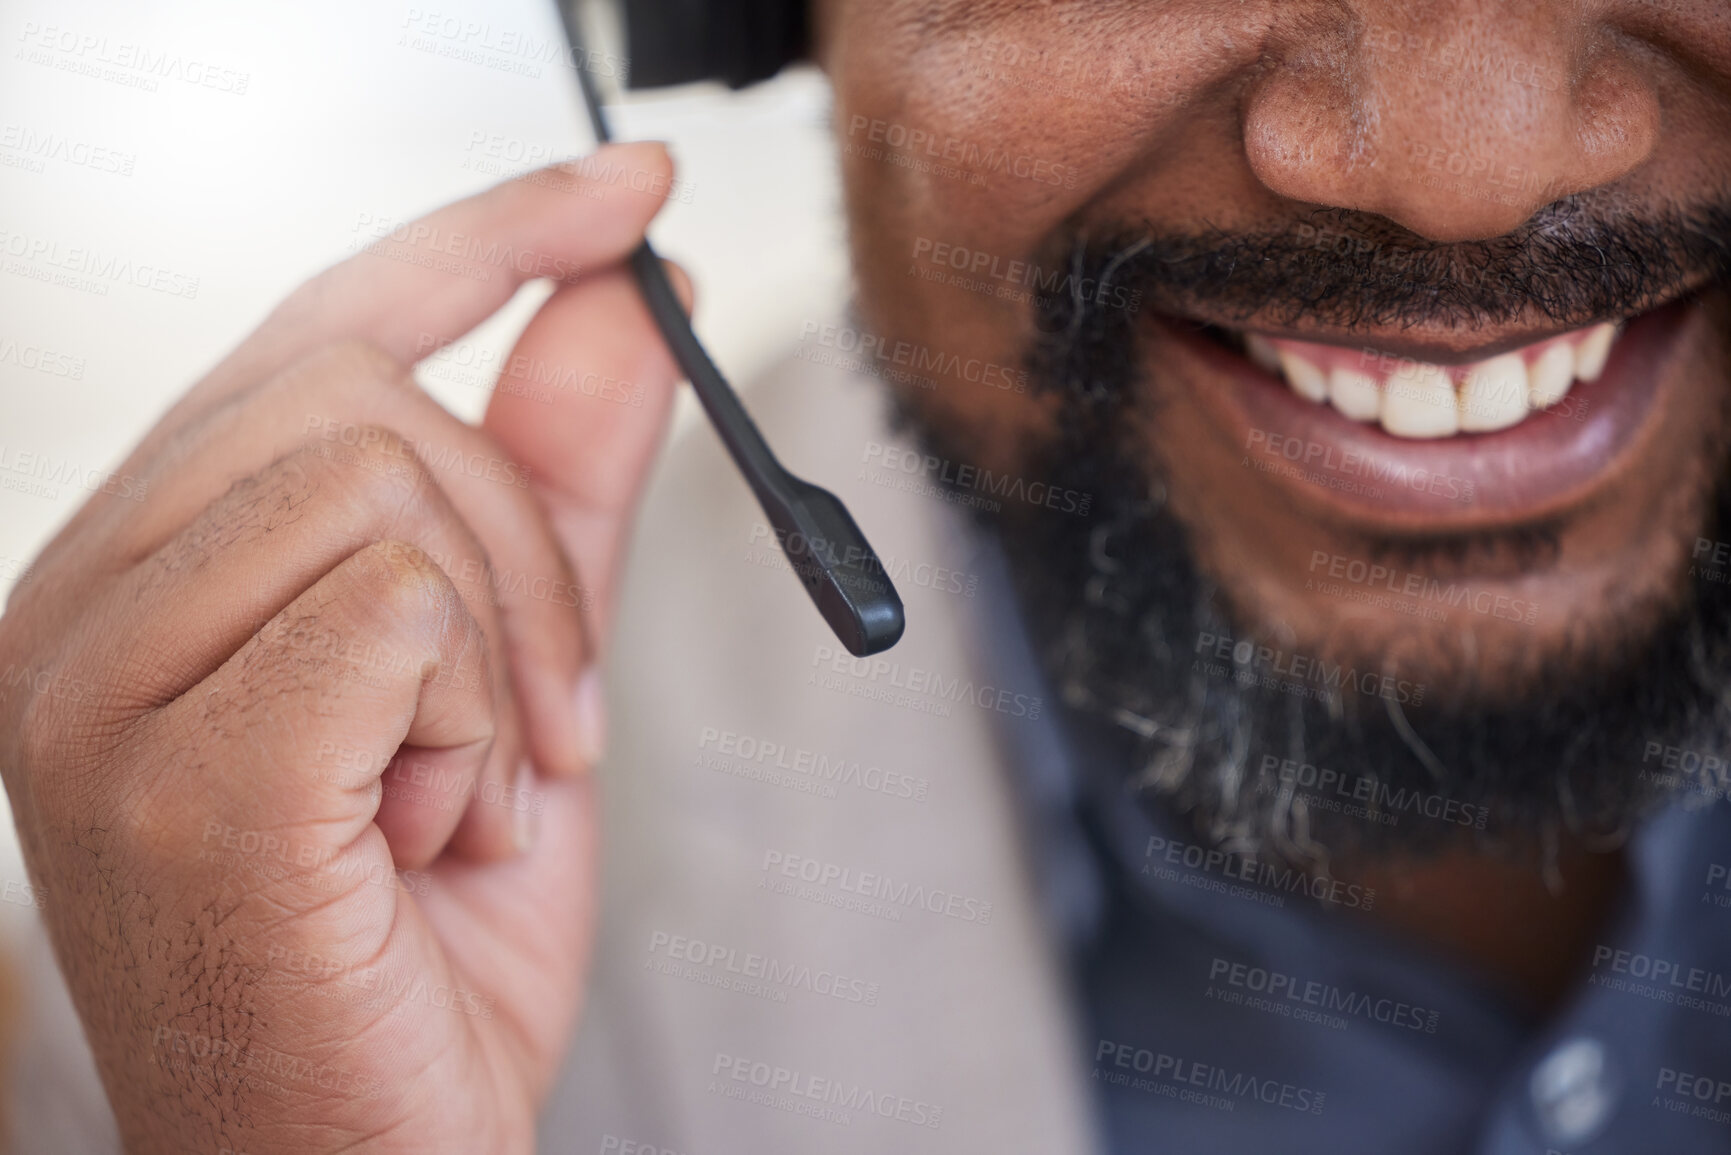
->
xmin=1277 ymin=349 xmax=1329 ymax=402
xmin=1328 ymin=366 xmax=1382 ymax=421
xmin=1528 ymin=342 xmax=1575 ymax=409
xmin=1246 ymin=333 xmax=1283 ymax=374
xmin=1575 ymin=322 xmax=1616 ymax=383
xmin=1458 ymin=353 xmax=1529 ymax=433
xmin=1382 ymin=363 xmax=1459 ymax=438
xmin=1253 ymin=321 xmax=1623 ymax=439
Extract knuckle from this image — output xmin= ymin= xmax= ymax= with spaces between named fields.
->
xmin=328 ymin=542 xmax=492 ymax=697
xmin=283 ymin=439 xmax=505 ymax=629
xmin=292 ymin=436 xmax=500 ymax=595
xmin=247 ymin=543 xmax=476 ymax=704
xmin=292 ymin=425 xmax=432 ymax=514
xmin=336 ymin=539 xmax=465 ymax=642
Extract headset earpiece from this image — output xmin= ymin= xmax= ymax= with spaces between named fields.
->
xmin=623 ymin=0 xmax=808 ymax=89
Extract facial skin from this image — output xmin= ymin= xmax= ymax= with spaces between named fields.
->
xmin=812 ymin=1 xmax=1731 ymax=999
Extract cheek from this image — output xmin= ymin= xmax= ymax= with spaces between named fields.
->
xmin=823 ymin=14 xmax=1119 ymax=459
xmin=829 ymin=3 xmax=1255 ymax=291
xmin=825 ymin=2 xmax=1278 ymax=450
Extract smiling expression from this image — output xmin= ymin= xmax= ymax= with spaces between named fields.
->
xmin=816 ymin=0 xmax=1731 ymax=710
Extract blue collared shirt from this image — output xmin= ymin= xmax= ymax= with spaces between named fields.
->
xmin=967 ymin=538 xmax=1731 ymax=1154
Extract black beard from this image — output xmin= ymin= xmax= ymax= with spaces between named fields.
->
xmin=882 ymin=200 xmax=1731 ymax=875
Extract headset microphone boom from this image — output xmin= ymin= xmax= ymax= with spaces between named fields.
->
xmin=551 ymin=0 xmax=905 ymax=657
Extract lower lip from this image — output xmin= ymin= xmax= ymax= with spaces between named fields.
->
xmin=1157 ymin=300 xmax=1698 ymax=531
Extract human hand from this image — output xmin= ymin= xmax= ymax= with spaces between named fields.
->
xmin=0 ymin=140 xmax=686 ymax=1153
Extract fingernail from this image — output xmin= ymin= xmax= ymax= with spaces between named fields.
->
xmin=605 ymin=139 xmax=671 ymax=163
xmin=574 ymin=668 xmax=607 ymax=768
xmin=512 ymin=761 xmax=540 ymax=853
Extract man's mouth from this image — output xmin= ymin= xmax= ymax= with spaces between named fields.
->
xmin=1235 ymin=323 xmax=1619 ymax=440
xmin=1159 ymin=298 xmax=1703 ymax=529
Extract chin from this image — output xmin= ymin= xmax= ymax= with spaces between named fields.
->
xmin=888 ymin=252 xmax=1731 ymax=869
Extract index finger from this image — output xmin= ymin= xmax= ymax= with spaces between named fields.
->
xmin=168 ymin=140 xmax=675 ymax=426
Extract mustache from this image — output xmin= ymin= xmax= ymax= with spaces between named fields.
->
xmin=1037 ymin=194 xmax=1731 ymax=333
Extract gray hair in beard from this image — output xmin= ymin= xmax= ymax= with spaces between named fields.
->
xmin=885 ymin=202 xmax=1731 ymax=878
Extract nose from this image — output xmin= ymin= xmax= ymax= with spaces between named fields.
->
xmin=1241 ymin=4 xmax=1659 ymax=242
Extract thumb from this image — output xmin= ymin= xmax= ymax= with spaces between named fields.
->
xmin=483 ymin=260 xmax=697 ymax=656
